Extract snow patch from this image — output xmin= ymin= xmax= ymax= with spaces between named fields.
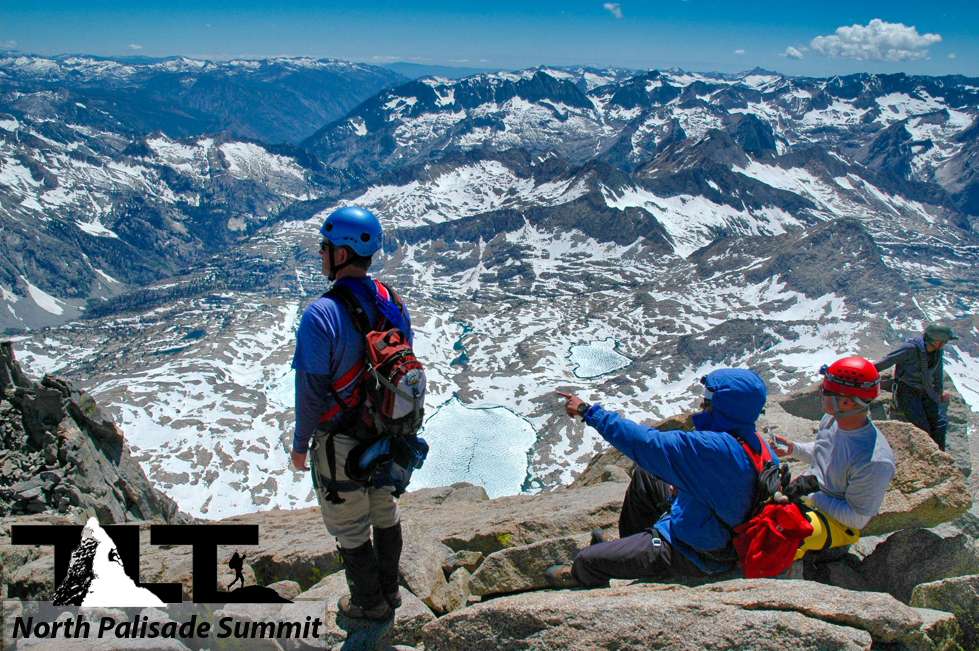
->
xmin=22 ymin=278 xmax=65 ymax=315
xmin=77 ymin=219 xmax=120 ymax=238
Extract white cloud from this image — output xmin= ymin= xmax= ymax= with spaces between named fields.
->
xmin=734 ymin=49 xmax=746 ymax=56
xmin=782 ymin=46 xmax=805 ymax=60
xmin=948 ymin=53 xmax=957 ymax=59
xmin=603 ymin=3 xmax=623 ymax=19
xmin=127 ymin=44 xmax=143 ymax=51
xmin=1 ymin=40 xmax=16 ymax=49
xmin=810 ymin=19 xmax=941 ymax=61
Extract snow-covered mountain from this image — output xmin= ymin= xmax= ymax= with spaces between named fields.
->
xmin=0 ymin=53 xmax=407 ymax=144
xmin=0 ymin=112 xmax=355 ymax=330
xmin=4 ymin=62 xmax=978 ymax=520
xmin=303 ymin=68 xmax=979 ymax=221
xmin=10 ymin=143 xmax=978 ymax=518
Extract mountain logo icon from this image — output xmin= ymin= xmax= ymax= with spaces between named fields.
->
xmin=52 ymin=517 xmax=166 ymax=608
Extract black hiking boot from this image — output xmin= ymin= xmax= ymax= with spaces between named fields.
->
xmin=374 ymin=523 xmax=403 ymax=608
xmin=384 ymin=588 xmax=402 ymax=609
xmin=590 ymin=528 xmax=604 ymax=545
xmin=544 ymin=564 xmax=578 ymax=589
xmin=337 ymin=594 xmax=393 ymax=621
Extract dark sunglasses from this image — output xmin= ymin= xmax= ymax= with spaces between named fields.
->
xmin=319 ymin=240 xmax=331 ymax=252
xmin=820 ymin=388 xmax=847 ymax=398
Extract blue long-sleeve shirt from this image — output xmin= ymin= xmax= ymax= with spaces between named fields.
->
xmin=291 ymin=277 xmax=413 ymax=454
xmin=584 ymin=405 xmax=778 ymax=572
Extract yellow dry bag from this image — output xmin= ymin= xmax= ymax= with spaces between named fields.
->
xmin=794 ymin=509 xmax=861 ymax=560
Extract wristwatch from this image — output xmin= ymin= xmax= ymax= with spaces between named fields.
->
xmin=577 ymin=402 xmax=591 ymax=418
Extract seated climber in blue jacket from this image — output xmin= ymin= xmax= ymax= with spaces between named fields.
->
xmin=548 ymin=368 xmax=777 ymax=588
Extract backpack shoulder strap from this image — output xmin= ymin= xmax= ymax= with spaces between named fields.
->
xmin=709 ymin=432 xmax=772 ymax=536
xmin=374 ymin=279 xmax=409 ymax=324
xmin=728 ymin=431 xmax=770 ymax=473
xmin=327 ymin=283 xmax=373 ymax=334
xmin=375 ymin=279 xmax=402 ymax=307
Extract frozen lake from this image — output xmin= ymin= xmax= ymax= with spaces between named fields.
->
xmin=267 ymin=373 xmax=537 ymax=499
xmin=568 ymin=337 xmax=631 ymax=378
xmin=410 ymin=396 xmax=537 ymax=498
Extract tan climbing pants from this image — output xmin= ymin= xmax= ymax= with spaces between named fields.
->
xmin=311 ymin=433 xmax=400 ymax=549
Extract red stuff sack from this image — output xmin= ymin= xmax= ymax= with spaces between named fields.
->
xmin=732 ymin=502 xmax=814 ymax=578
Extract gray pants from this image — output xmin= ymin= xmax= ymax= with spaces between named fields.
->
xmin=311 ymin=434 xmax=400 ymax=549
xmin=571 ymin=469 xmax=708 ymax=587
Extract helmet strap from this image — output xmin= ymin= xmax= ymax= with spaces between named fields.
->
xmin=826 ymin=395 xmax=871 ymax=427
xmin=327 ymin=242 xmax=354 ymax=281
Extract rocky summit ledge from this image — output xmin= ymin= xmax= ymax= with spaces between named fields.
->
xmin=2 ymin=344 xmax=978 ymax=650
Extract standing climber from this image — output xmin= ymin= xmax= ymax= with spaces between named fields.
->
xmin=874 ymin=323 xmax=958 ymax=450
xmin=227 ymin=551 xmax=246 ymax=591
xmin=290 ymin=206 xmax=414 ymax=622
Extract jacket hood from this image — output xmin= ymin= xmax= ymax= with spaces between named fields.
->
xmin=691 ymin=368 xmax=767 ymax=451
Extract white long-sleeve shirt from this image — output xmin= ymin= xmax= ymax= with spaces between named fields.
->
xmin=792 ymin=415 xmax=896 ymax=530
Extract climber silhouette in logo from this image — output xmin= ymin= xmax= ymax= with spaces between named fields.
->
xmin=108 ymin=548 xmax=123 ymax=567
xmin=227 ymin=551 xmax=247 ymax=591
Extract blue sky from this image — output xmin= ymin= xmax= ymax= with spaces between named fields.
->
xmin=3 ymin=0 xmax=976 ymax=77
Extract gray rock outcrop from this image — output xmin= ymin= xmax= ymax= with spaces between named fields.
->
xmin=420 ymin=579 xmax=949 ymax=651
xmin=0 ymin=342 xmax=191 ymax=524
xmin=911 ymin=574 xmax=979 ymax=645
xmin=852 ymin=522 xmax=979 ymax=603
xmin=469 ymin=533 xmax=590 ymax=596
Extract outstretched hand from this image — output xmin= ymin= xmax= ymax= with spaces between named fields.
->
xmin=556 ymin=391 xmax=587 ymax=420
xmin=773 ymin=435 xmax=794 ymax=458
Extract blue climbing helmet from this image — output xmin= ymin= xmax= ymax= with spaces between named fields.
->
xmin=320 ymin=206 xmax=383 ymax=257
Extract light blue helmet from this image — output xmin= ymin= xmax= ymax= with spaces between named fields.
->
xmin=320 ymin=206 xmax=383 ymax=257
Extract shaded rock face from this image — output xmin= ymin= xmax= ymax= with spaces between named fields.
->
xmin=856 ymin=525 xmax=979 ymax=603
xmin=0 ymin=343 xmax=192 ymax=524
xmin=911 ymin=574 xmax=979 ymax=647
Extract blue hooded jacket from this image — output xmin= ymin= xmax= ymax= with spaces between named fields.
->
xmin=584 ymin=368 xmax=776 ymax=572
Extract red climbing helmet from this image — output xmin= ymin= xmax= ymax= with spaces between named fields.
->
xmin=820 ymin=356 xmax=880 ymax=402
